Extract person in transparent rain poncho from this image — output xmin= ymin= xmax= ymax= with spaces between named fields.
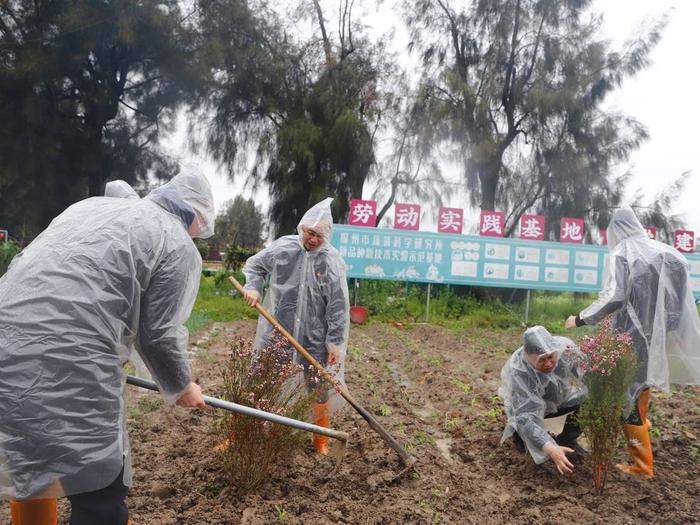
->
xmin=565 ymin=206 xmax=700 ymax=478
xmin=499 ymin=326 xmax=587 ymax=475
xmin=241 ymin=198 xmax=350 ymax=455
xmin=0 ymin=167 xmax=215 ymax=525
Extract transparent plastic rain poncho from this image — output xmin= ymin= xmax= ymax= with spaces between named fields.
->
xmin=103 ymin=180 xmax=150 ymax=380
xmin=0 ymin=169 xmax=214 ymax=500
xmin=499 ymin=327 xmax=586 ymax=464
xmin=243 ymin=198 xmax=350 ymax=412
xmin=578 ymin=206 xmax=700 ymax=403
xmin=105 ymin=180 xmax=139 ymax=199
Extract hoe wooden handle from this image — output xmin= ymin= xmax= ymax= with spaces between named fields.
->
xmin=229 ymin=276 xmax=417 ymax=467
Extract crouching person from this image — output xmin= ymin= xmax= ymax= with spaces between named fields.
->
xmin=499 ymin=326 xmax=587 ymax=475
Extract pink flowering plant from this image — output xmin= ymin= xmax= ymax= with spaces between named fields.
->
xmin=576 ymin=318 xmax=636 ymax=495
xmin=217 ymin=334 xmax=317 ymax=493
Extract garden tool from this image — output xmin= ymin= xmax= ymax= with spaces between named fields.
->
xmin=9 ymin=498 xmax=58 ymax=525
xmin=616 ymin=389 xmax=654 ymax=477
xmin=126 ymin=375 xmax=348 ymax=472
xmin=229 ymin=276 xmax=418 ymax=469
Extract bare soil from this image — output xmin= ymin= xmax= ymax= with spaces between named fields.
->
xmin=4 ymin=320 xmax=700 ymax=524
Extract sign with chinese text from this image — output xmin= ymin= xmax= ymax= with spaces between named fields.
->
xmin=348 ymin=199 xmax=377 ymax=227
xmin=519 ymin=215 xmax=545 ymax=241
xmin=560 ymin=217 xmax=584 ymax=244
xmin=394 ymin=203 xmax=420 ymax=230
xmin=438 ymin=207 xmax=463 ymax=234
xmin=332 ymin=226 xmax=700 ymax=300
xmin=674 ymin=230 xmax=695 ymax=253
xmin=644 ymin=227 xmax=657 ymax=240
xmin=479 ymin=210 xmax=504 ymax=237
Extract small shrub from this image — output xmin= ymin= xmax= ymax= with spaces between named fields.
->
xmin=0 ymin=240 xmax=19 ymax=276
xmin=576 ymin=319 xmax=637 ymax=495
xmin=217 ymin=336 xmax=316 ymax=494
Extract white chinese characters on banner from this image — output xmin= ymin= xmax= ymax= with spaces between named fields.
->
xmin=438 ymin=207 xmax=463 ymax=234
xmin=644 ymin=226 xmax=657 ymax=240
xmin=394 ymin=203 xmax=420 ymax=230
xmin=479 ymin=210 xmax=504 ymax=237
xmin=560 ymin=217 xmax=584 ymax=244
xmin=348 ymin=199 xmax=377 ymax=227
xmin=674 ymin=230 xmax=695 ymax=253
xmin=519 ymin=214 xmax=545 ymax=241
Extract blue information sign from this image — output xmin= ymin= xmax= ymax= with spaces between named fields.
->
xmin=332 ymin=225 xmax=700 ymax=299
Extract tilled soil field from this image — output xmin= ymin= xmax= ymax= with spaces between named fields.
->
xmin=4 ymin=320 xmax=700 ymax=524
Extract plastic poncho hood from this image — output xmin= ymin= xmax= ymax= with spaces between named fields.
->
xmin=244 ymin=198 xmax=349 ymax=412
xmin=607 ymin=206 xmax=647 ymax=250
xmin=297 ymin=198 xmax=334 ymax=246
xmin=579 ymin=206 xmax=700 ymax=401
xmin=146 ymin=166 xmax=215 ymax=239
xmin=105 ymin=180 xmax=139 ymax=199
xmin=523 ymin=325 xmax=564 ymax=355
xmin=499 ymin=328 xmax=586 ymax=464
xmin=0 ymin=195 xmax=201 ymax=500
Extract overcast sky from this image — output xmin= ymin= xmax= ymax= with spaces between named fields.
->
xmin=167 ymin=0 xmax=699 ymax=235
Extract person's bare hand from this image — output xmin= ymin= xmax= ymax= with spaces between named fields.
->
xmin=327 ymin=343 xmax=341 ymax=365
xmin=243 ymin=289 xmax=260 ymax=307
xmin=564 ymin=315 xmax=577 ymax=329
xmin=543 ymin=442 xmax=575 ymax=475
xmin=176 ymin=382 xmax=205 ymax=409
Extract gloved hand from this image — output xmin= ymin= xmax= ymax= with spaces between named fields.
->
xmin=326 ymin=342 xmax=342 ymax=366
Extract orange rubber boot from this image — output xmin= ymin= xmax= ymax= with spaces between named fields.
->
xmin=616 ymin=389 xmax=654 ymax=478
xmin=10 ymin=498 xmax=58 ymax=525
xmin=312 ymin=402 xmax=330 ymax=455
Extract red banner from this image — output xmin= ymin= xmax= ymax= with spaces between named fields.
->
xmin=479 ymin=210 xmax=504 ymax=237
xmin=644 ymin=226 xmax=657 ymax=240
xmin=394 ymin=203 xmax=420 ymax=230
xmin=437 ymin=207 xmax=463 ymax=234
xmin=560 ymin=217 xmax=584 ymax=244
xmin=348 ymin=199 xmax=377 ymax=227
xmin=519 ymin=214 xmax=545 ymax=241
xmin=674 ymin=230 xmax=695 ymax=253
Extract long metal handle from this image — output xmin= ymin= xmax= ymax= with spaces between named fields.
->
xmin=126 ymin=375 xmax=348 ymax=442
xmin=230 ymin=276 xmax=417 ymax=466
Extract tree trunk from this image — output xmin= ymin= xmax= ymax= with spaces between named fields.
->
xmin=476 ymin=159 xmax=500 ymax=211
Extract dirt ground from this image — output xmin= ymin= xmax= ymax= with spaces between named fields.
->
xmin=4 ymin=320 xmax=700 ymax=524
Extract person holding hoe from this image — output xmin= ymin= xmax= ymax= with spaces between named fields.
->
xmin=499 ymin=326 xmax=587 ymax=475
xmin=565 ymin=206 xmax=700 ymax=478
xmin=241 ymin=197 xmax=350 ymax=455
xmin=0 ymin=168 xmax=215 ymax=525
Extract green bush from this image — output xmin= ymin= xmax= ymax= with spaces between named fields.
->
xmin=0 ymin=241 xmax=20 ymax=277
xmin=224 ymin=245 xmax=258 ymax=271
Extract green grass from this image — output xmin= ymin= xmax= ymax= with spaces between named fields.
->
xmin=185 ymin=275 xmax=257 ymax=333
xmin=352 ymin=279 xmax=601 ymax=331
xmin=186 ymin=272 xmax=680 ymax=337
